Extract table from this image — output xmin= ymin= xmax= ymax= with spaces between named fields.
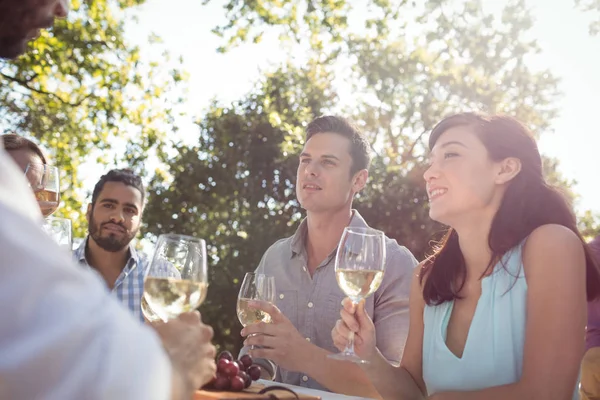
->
xmin=257 ymin=379 xmax=375 ymax=400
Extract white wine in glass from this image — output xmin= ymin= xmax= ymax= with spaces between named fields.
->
xmin=335 ymin=269 xmax=384 ymax=300
xmin=236 ymin=273 xmax=275 ymax=327
xmin=141 ymin=295 xmax=161 ymax=323
xmin=25 ymin=163 xmax=60 ymax=217
xmin=144 ymin=234 xmax=208 ymax=322
xmin=329 ymin=226 xmax=386 ymax=364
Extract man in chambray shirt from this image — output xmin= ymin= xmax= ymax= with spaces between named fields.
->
xmin=241 ymin=116 xmax=417 ymax=398
xmin=75 ymin=168 xmax=151 ymax=322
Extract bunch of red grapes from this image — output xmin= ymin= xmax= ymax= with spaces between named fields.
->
xmin=203 ymin=351 xmax=262 ymax=392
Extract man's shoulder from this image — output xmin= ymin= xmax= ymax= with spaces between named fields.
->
xmin=383 ymin=235 xmax=418 ymax=272
xmin=263 ymin=236 xmax=294 ymax=258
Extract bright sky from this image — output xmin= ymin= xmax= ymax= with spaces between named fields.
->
xmin=123 ymin=0 xmax=600 ymax=215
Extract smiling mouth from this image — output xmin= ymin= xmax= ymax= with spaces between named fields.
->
xmin=428 ymin=188 xmax=447 ymax=201
xmin=303 ymin=183 xmax=322 ymax=190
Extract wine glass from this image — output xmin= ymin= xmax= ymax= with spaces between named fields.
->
xmin=143 ymin=234 xmax=208 ymax=322
xmin=237 ymin=272 xmax=276 ymax=353
xmin=25 ymin=162 xmax=60 ymax=217
xmin=141 ymin=296 xmax=161 ymax=323
xmin=328 ymin=226 xmax=386 ymax=363
xmin=43 ymin=216 xmax=72 ymax=252
xmin=236 ymin=272 xmax=276 ymax=327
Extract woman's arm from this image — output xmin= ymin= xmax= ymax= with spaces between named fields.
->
xmin=334 ymin=267 xmax=428 ymax=400
xmin=431 ymin=224 xmax=586 ymax=400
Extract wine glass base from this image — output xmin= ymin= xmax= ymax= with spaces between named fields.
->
xmin=327 ymin=352 xmax=369 ymax=364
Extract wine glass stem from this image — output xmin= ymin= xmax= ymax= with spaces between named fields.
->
xmin=345 ymin=331 xmax=356 ymax=354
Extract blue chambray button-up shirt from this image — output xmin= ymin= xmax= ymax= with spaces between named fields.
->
xmin=75 ymin=237 xmax=149 ymax=323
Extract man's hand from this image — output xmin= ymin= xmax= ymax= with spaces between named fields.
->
xmin=241 ymin=301 xmax=312 ymax=373
xmin=152 ymin=311 xmax=217 ymax=392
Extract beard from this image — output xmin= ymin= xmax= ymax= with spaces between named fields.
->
xmin=89 ymin=217 xmax=137 ymax=253
xmin=0 ymin=0 xmax=55 ymax=59
xmin=0 ymin=34 xmax=28 ymax=59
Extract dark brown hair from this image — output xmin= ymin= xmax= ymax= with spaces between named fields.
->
xmin=1 ymin=133 xmax=47 ymax=164
xmin=306 ymin=115 xmax=372 ymax=175
xmin=91 ymin=169 xmax=145 ymax=207
xmin=420 ymin=112 xmax=600 ymax=304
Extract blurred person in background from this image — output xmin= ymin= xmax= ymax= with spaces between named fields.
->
xmin=0 ymin=1 xmax=216 ymax=398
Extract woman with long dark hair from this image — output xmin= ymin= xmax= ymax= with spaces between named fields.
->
xmin=332 ymin=112 xmax=600 ymax=399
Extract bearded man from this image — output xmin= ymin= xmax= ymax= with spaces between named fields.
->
xmin=75 ymin=168 xmax=151 ymax=322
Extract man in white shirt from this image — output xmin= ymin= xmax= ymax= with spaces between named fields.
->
xmin=0 ymin=1 xmax=217 ymax=398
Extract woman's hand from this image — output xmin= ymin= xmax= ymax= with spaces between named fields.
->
xmin=331 ymin=298 xmax=378 ymax=361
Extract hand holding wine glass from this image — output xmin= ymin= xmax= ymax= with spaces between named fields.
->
xmin=328 ymin=226 xmax=386 ymax=364
xmin=25 ymin=162 xmax=60 ymax=217
xmin=143 ymin=234 xmax=208 ymax=322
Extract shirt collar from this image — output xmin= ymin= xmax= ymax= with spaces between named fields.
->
xmin=76 ymin=236 xmax=139 ymax=267
xmin=289 ymin=209 xmax=371 ymax=257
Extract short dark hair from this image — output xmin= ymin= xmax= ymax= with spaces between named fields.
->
xmin=91 ymin=169 xmax=145 ymax=207
xmin=1 ymin=133 xmax=47 ymax=164
xmin=305 ymin=115 xmax=371 ymax=175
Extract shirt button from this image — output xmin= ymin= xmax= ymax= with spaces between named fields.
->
xmin=279 ymin=293 xmax=285 ymax=299
xmin=302 ymin=265 xmax=307 ymax=272
xmin=306 ymin=337 xmax=311 ymax=342
xmin=307 ymin=302 xmax=314 ymax=308
xmin=302 ymin=375 xmax=308 ymax=382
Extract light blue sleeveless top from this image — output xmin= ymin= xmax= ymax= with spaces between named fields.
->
xmin=422 ymin=242 xmax=579 ymax=399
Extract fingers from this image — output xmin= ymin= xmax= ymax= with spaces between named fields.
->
xmin=354 ymin=298 xmax=372 ymax=327
xmin=202 ymin=324 xmax=215 ymax=341
xmin=200 ymin=358 xmax=218 ymax=387
xmin=241 ymin=321 xmax=276 ymax=337
xmin=248 ymin=300 xmax=284 ymax=323
xmin=331 ymin=320 xmax=350 ymax=351
xmin=178 ymin=310 xmax=201 ymax=323
xmin=244 ymin=333 xmax=277 ymax=348
xmin=248 ymin=347 xmax=278 ymax=361
xmin=340 ymin=306 xmax=360 ymax=332
xmin=206 ymin=342 xmax=217 ymax=359
xmin=342 ymin=297 xmax=356 ymax=313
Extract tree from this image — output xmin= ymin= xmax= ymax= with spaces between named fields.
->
xmin=0 ymin=0 xmax=187 ymax=236
xmin=145 ymin=61 xmax=336 ymax=352
xmin=145 ymin=1 xmax=572 ymax=354
xmin=580 ymin=210 xmax=600 ymax=241
xmin=347 ymin=0 xmax=570 ymax=255
xmin=575 ymin=0 xmax=600 ymax=35
xmin=203 ymin=0 xmax=351 ymax=53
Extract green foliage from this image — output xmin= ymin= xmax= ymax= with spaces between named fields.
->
xmin=575 ymin=0 xmax=600 ymax=35
xmin=0 ymin=0 xmax=187 ymax=236
xmin=144 ymin=0 xmax=589 ymax=353
xmin=580 ymin=210 xmax=600 ymax=241
xmin=203 ymin=0 xmax=351 ymax=53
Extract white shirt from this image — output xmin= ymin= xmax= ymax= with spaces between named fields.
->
xmin=0 ymin=146 xmax=172 ymax=399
